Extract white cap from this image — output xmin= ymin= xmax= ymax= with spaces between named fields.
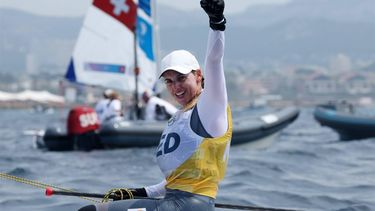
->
xmin=104 ymin=89 xmax=114 ymax=97
xmin=159 ymin=50 xmax=200 ymax=78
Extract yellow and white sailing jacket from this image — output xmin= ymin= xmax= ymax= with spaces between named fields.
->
xmin=156 ymin=106 xmax=232 ymax=198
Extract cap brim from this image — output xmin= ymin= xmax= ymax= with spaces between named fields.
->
xmin=159 ymin=66 xmax=193 ymax=78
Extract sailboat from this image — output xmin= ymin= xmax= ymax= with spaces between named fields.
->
xmin=65 ymin=0 xmax=158 ymax=111
xmin=36 ymin=0 xmax=300 ymax=151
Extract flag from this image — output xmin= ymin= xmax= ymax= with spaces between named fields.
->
xmin=93 ymin=0 xmax=137 ymax=31
xmin=137 ymin=17 xmax=154 ymax=60
xmin=136 ymin=0 xmax=157 ymax=94
xmin=138 ymin=0 xmax=151 ymax=17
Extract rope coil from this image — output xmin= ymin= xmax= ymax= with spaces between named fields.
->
xmin=102 ymin=188 xmax=134 ymax=202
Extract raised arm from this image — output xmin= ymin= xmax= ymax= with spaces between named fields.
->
xmin=197 ymin=0 xmax=228 ymax=137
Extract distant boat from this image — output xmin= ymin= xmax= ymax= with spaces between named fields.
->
xmin=65 ymin=0 xmax=157 ymax=95
xmin=36 ymin=106 xmax=299 ymax=151
xmin=314 ymin=102 xmax=375 ymax=140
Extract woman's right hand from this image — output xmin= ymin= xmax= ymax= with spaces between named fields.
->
xmin=200 ymin=0 xmax=226 ymax=31
xmin=105 ymin=188 xmax=147 ymax=201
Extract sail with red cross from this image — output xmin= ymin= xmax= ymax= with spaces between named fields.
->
xmin=65 ymin=0 xmax=157 ymax=94
xmin=93 ymin=0 xmax=137 ymax=31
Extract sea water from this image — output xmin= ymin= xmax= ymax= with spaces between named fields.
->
xmin=0 ymin=108 xmax=374 ymax=211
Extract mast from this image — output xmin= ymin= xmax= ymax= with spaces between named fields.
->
xmin=133 ymin=24 xmax=140 ymax=120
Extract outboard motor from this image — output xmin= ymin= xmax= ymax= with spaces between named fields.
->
xmin=67 ymin=106 xmax=100 ymax=135
xmin=67 ymin=106 xmax=102 ymax=150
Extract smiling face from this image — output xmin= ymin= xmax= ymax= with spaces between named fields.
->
xmin=162 ymin=69 xmax=203 ymax=107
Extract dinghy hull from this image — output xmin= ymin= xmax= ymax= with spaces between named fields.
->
xmin=314 ymin=105 xmax=375 ymax=140
xmin=38 ymin=107 xmax=299 ymax=151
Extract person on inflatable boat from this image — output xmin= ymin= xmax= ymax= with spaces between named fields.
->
xmin=79 ymin=0 xmax=231 ymax=210
xmin=95 ymin=89 xmax=113 ymax=123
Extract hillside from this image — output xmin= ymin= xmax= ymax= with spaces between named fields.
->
xmin=0 ymin=0 xmax=374 ymax=74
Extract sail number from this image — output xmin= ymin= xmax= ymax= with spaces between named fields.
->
xmin=157 ymin=133 xmax=180 ymax=157
xmin=79 ymin=112 xmax=98 ymax=128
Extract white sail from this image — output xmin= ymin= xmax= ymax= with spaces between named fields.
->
xmin=65 ymin=0 xmax=157 ymax=93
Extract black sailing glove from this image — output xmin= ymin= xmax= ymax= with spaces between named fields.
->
xmin=200 ymin=0 xmax=226 ymax=31
xmin=104 ymin=188 xmax=147 ymax=201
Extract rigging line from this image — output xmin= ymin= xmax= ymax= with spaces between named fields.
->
xmin=0 ymin=172 xmax=101 ymax=203
xmin=1 ymin=173 xmax=302 ymax=211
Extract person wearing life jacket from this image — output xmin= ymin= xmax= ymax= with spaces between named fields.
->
xmin=79 ymin=0 xmax=231 ymax=210
xmin=142 ymin=90 xmax=178 ymax=121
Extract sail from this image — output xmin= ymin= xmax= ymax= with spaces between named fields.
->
xmin=65 ymin=0 xmax=157 ymax=93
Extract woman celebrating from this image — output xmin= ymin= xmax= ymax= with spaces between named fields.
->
xmin=79 ymin=0 xmax=231 ymax=210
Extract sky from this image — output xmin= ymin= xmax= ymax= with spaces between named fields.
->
xmin=0 ymin=0 xmax=291 ymax=17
